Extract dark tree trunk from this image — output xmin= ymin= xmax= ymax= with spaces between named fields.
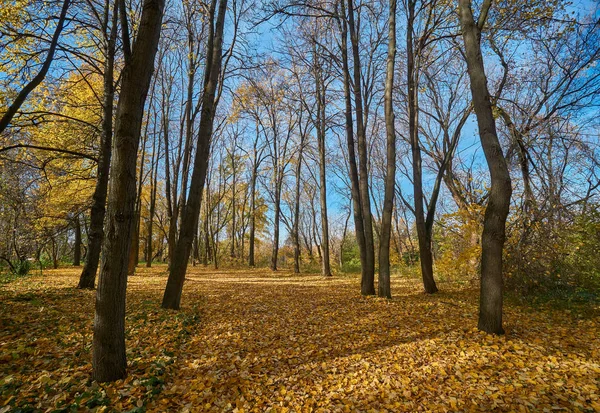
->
xmin=128 ymin=129 xmax=150 ymax=275
xmin=347 ymin=0 xmax=375 ymax=295
xmin=162 ymin=0 xmax=228 ymax=310
xmin=407 ymin=0 xmax=438 ymax=294
xmin=378 ymin=0 xmax=397 ymax=299
xmin=338 ymin=0 xmax=368 ymax=292
xmin=93 ymin=0 xmax=165 ymax=382
xmin=316 ymin=79 xmax=332 ymax=277
xmin=146 ymin=124 xmax=159 ymax=268
xmin=271 ymin=185 xmax=281 ymax=271
xmin=78 ymin=0 xmax=118 ymax=290
xmin=293 ymin=130 xmax=305 ymax=274
xmin=248 ymin=158 xmax=258 ymax=267
xmin=459 ymin=0 xmax=512 ymax=335
xmin=73 ymin=215 xmax=82 ymax=266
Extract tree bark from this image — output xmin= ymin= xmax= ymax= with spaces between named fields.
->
xmin=347 ymin=0 xmax=375 ymax=295
xmin=162 ymin=0 xmax=228 ymax=310
xmin=293 ymin=129 xmax=305 ymax=273
xmin=146 ymin=121 xmax=159 ymax=267
xmin=93 ymin=0 xmax=165 ymax=382
xmin=458 ymin=0 xmax=512 ymax=335
xmin=378 ymin=0 xmax=397 ymax=299
xmin=407 ymin=0 xmax=438 ymax=294
xmin=338 ymin=0 xmax=368 ymax=293
xmin=271 ymin=181 xmax=281 ymax=271
xmin=316 ymin=69 xmax=332 ymax=277
xmin=78 ymin=0 xmax=118 ymax=289
xmin=73 ymin=215 xmax=82 ymax=266
xmin=248 ymin=135 xmax=259 ymax=267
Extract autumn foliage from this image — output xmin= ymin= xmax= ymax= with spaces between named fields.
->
xmin=1 ymin=267 xmax=599 ymax=412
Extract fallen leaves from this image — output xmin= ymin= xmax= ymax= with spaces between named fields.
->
xmin=1 ymin=267 xmax=599 ymax=412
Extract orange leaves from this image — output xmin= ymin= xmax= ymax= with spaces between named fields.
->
xmin=1 ymin=267 xmax=600 ymax=411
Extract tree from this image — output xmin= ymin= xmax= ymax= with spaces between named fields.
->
xmin=162 ymin=0 xmax=229 ymax=310
xmin=458 ymin=0 xmax=512 ymax=334
xmin=78 ymin=0 xmax=119 ymax=289
xmin=378 ymin=0 xmax=397 ymax=299
xmin=93 ymin=0 xmax=165 ymax=382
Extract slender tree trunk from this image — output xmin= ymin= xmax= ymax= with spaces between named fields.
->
xmin=78 ymin=1 xmax=118 ymax=289
xmin=347 ymin=0 xmax=375 ymax=295
xmin=248 ymin=155 xmax=258 ymax=267
xmin=338 ymin=1 xmax=368 ymax=291
xmin=378 ymin=0 xmax=397 ymax=299
xmin=146 ymin=123 xmax=159 ymax=268
xmin=407 ymin=0 xmax=438 ymax=294
xmin=316 ymin=75 xmax=332 ymax=277
xmin=459 ymin=0 xmax=512 ymax=335
xmin=73 ymin=215 xmax=82 ymax=266
xmin=293 ymin=132 xmax=305 ymax=274
xmin=230 ymin=150 xmax=237 ymax=258
xmin=271 ymin=183 xmax=281 ymax=271
xmin=162 ymin=0 xmax=228 ymax=310
xmin=248 ymin=133 xmax=261 ymax=267
xmin=93 ymin=0 xmax=165 ymax=382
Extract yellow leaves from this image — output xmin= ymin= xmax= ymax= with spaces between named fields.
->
xmin=2 ymin=267 xmax=600 ymax=412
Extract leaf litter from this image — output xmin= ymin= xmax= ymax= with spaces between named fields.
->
xmin=1 ymin=267 xmax=599 ymax=412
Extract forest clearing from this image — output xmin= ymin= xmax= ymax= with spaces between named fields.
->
xmin=1 ymin=267 xmax=599 ymax=412
xmin=2 ymin=0 xmax=600 ymax=410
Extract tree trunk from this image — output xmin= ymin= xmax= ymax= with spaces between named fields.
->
xmin=248 ymin=153 xmax=258 ymax=267
xmin=78 ymin=0 xmax=118 ymax=290
xmin=146 ymin=125 xmax=159 ymax=268
xmin=162 ymin=0 xmax=228 ymax=310
xmin=271 ymin=185 xmax=281 ymax=271
xmin=347 ymin=0 xmax=375 ymax=295
xmin=293 ymin=131 xmax=305 ymax=274
xmin=458 ymin=0 xmax=512 ymax=335
xmin=378 ymin=0 xmax=397 ymax=299
xmin=73 ymin=215 xmax=82 ymax=266
xmin=316 ymin=74 xmax=332 ymax=277
xmin=407 ymin=0 xmax=438 ymax=294
xmin=93 ymin=0 xmax=165 ymax=382
xmin=338 ymin=0 xmax=368 ymax=291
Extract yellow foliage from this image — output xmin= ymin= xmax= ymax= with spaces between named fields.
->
xmin=1 ymin=267 xmax=599 ymax=411
xmin=434 ymin=204 xmax=484 ymax=281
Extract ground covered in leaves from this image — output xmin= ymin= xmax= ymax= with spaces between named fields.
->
xmin=1 ymin=267 xmax=599 ymax=412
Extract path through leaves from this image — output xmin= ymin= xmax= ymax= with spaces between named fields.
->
xmin=1 ymin=267 xmax=599 ymax=412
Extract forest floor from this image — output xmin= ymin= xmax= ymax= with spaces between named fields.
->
xmin=1 ymin=266 xmax=599 ymax=412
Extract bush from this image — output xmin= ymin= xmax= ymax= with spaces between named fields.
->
xmin=504 ymin=206 xmax=600 ymax=298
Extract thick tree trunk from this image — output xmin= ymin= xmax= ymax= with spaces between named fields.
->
xmin=93 ymin=0 xmax=164 ymax=382
xmin=78 ymin=1 xmax=117 ymax=289
xmin=347 ymin=0 xmax=375 ymax=295
xmin=459 ymin=0 xmax=512 ymax=335
xmin=162 ymin=0 xmax=228 ymax=310
xmin=73 ymin=215 xmax=82 ymax=266
xmin=378 ymin=0 xmax=397 ymax=299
